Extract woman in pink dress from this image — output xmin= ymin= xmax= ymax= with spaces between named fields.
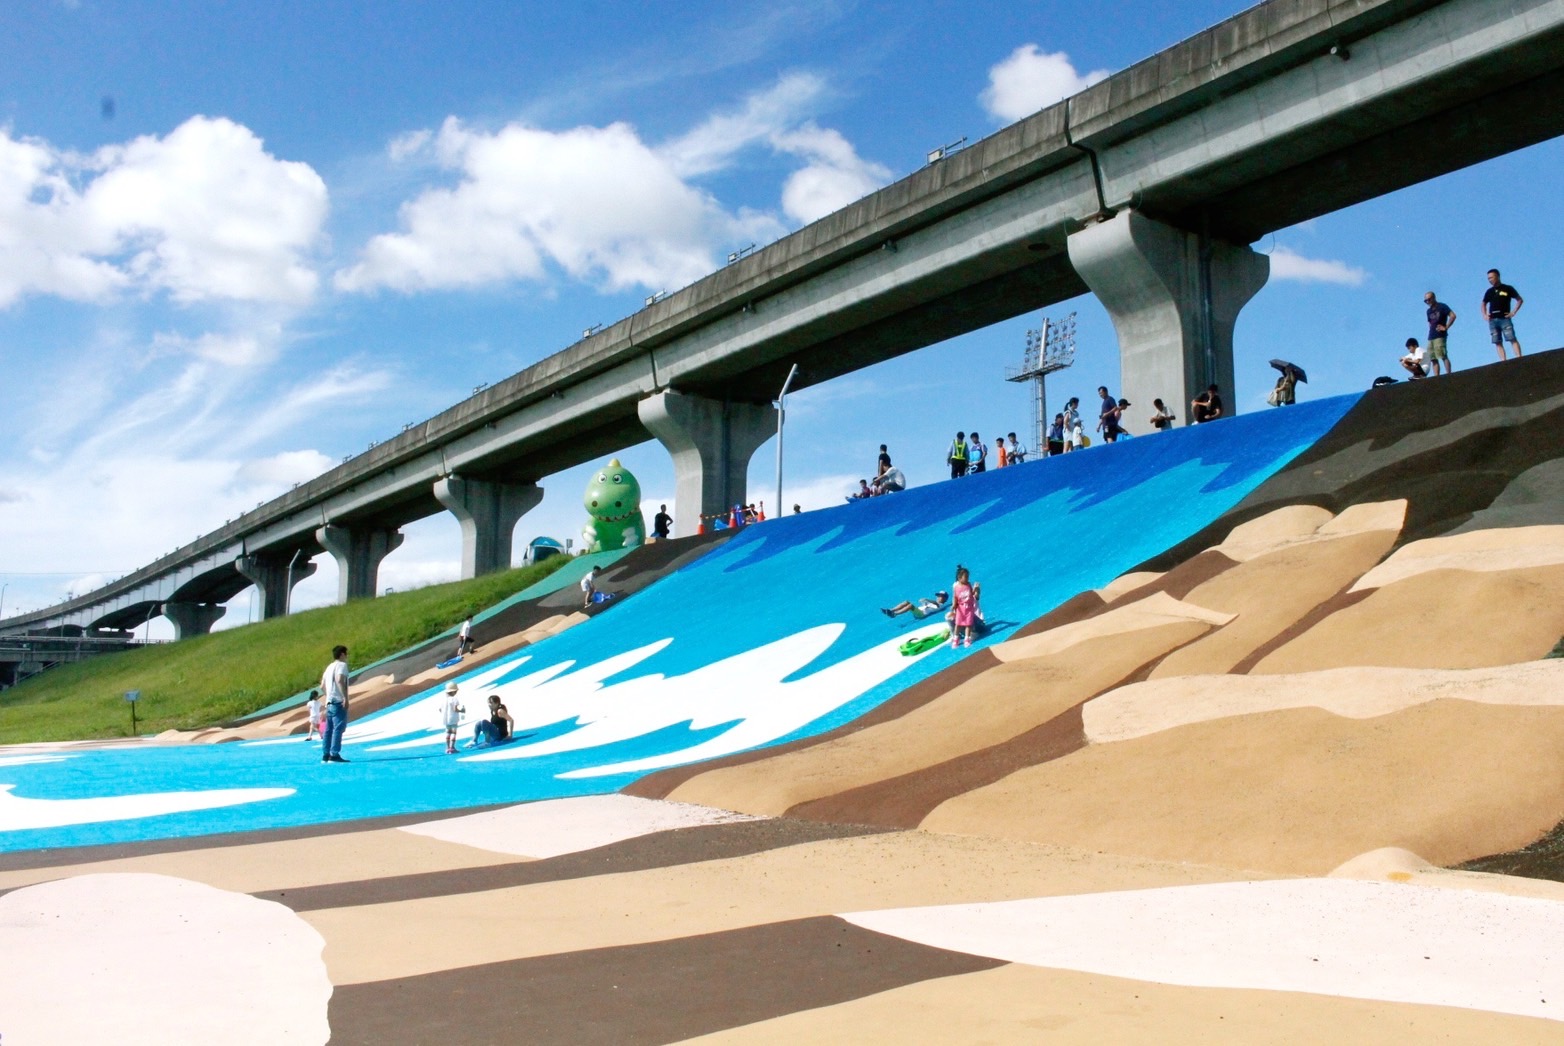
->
xmin=950 ymin=565 xmax=977 ymax=648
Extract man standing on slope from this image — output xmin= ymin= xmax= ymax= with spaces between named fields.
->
xmin=320 ymin=644 xmax=350 ymax=763
xmin=1422 ymin=290 xmax=1456 ymax=375
xmin=1482 ymin=268 xmax=1524 ymax=360
xmin=947 ymin=432 xmax=969 ymax=479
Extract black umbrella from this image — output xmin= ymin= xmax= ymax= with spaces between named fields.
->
xmin=1269 ymin=358 xmax=1308 ymax=383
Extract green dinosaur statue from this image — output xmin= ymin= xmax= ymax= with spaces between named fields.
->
xmin=582 ymin=458 xmax=646 ymax=553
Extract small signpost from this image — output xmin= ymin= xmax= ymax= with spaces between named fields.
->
xmin=125 ymin=689 xmax=140 ymax=734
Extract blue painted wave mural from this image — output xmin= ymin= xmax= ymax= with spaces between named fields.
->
xmin=0 ymin=393 xmax=1360 ymax=852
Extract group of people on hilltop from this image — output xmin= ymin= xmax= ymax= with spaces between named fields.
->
xmin=945 ymin=430 xmax=1029 ymax=477
xmin=1399 ymin=269 xmax=1525 ymax=380
xmin=851 ymin=444 xmax=908 ymax=499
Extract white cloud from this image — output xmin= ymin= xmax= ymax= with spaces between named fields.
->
xmin=335 ymin=116 xmax=779 ymax=295
xmin=235 ymin=450 xmax=337 ymax=488
xmin=0 ymin=116 xmax=327 ymax=308
xmin=982 ymin=45 xmax=1111 ymax=122
xmin=1268 ymin=247 xmax=1368 ymax=286
xmin=339 ymin=74 xmax=891 ymax=294
xmin=667 ymin=75 xmax=891 ymax=225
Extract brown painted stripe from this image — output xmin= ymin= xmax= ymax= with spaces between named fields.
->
xmin=1007 ymin=590 xmax=1107 ymax=640
xmin=624 ymin=649 xmax=1002 ymax=799
xmin=258 ymin=817 xmax=886 ymax=912
xmin=1120 ymin=548 xmax=1239 ymax=602
xmin=326 ymin=916 xmax=1006 ymax=1046
xmin=1230 ymin=587 xmax=1374 ymax=674
xmin=787 ymin=704 xmax=1088 ymax=829
xmin=785 ymin=631 xmax=1202 ymax=829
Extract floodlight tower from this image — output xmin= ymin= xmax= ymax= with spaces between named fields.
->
xmin=1006 ymin=312 xmax=1077 ymax=455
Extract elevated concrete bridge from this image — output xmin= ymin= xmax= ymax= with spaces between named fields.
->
xmin=5 ymin=0 xmax=1564 ymax=641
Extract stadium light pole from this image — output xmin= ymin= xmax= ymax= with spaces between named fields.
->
xmin=774 ymin=363 xmax=798 ymax=517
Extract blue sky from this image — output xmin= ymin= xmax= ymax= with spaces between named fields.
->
xmin=1 ymin=0 xmax=1560 ymax=632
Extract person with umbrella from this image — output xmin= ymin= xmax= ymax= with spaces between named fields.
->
xmin=1268 ymin=359 xmax=1307 ymax=407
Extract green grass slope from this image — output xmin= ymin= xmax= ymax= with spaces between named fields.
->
xmin=0 ymin=557 xmax=568 ymax=744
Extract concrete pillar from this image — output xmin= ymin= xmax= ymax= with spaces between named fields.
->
xmin=235 ymin=552 xmax=318 ymax=620
xmin=1067 ymin=210 xmax=1268 ymax=425
xmin=433 ymin=475 xmax=542 ymax=578
xmin=638 ymin=391 xmax=777 ymax=538
xmin=162 ymin=601 xmax=226 ymax=640
xmin=316 ymin=524 xmax=404 ymax=603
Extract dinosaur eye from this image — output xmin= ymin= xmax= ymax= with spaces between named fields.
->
xmin=615 ymin=500 xmax=622 ymax=507
xmin=597 ymin=474 xmax=605 ymax=482
xmin=612 ymin=474 xmax=622 ymax=483
xmin=591 ymin=500 xmax=598 ymax=507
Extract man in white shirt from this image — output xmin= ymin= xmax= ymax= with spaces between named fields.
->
xmin=581 ymin=566 xmax=600 ymax=608
xmin=320 ymin=644 xmax=350 ymax=763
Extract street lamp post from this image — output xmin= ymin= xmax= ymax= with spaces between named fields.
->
xmin=774 ymin=364 xmax=798 ymax=516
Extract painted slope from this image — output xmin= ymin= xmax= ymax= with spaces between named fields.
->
xmin=0 ymin=393 xmax=1358 ymax=853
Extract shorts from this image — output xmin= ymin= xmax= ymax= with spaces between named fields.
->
xmin=1426 ymin=337 xmax=1448 ymax=361
xmin=1065 ymin=426 xmax=1082 ymax=448
xmin=949 ymin=458 xmax=967 ymax=479
xmin=1489 ymin=317 xmax=1517 ymax=344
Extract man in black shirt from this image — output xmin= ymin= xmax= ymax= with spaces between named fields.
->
xmin=652 ymin=504 xmax=672 ymax=540
xmin=1192 ymin=383 xmax=1224 ymax=423
xmin=1482 ymin=268 xmax=1524 ymax=360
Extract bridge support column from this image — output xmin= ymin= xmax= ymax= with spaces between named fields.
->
xmin=317 ymin=524 xmax=404 ymax=603
xmin=1068 ymin=210 xmax=1268 ymax=424
xmin=162 ymin=601 xmax=226 ymax=640
xmin=235 ymin=553 xmax=318 ymax=620
xmin=638 ymin=391 xmax=776 ymax=538
xmin=434 ymin=476 xmax=542 ymax=578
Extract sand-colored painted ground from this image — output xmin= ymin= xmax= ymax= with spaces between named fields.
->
xmin=301 ymin=830 xmax=1257 ymax=985
xmin=1148 ymin=527 xmax=1398 ymax=678
xmin=686 ymin=960 xmax=1559 ymax=1044
xmin=668 ymin=619 xmax=1212 ymax=816
xmin=1253 ymin=563 xmax=1564 ymax=673
xmin=1331 ymin=846 xmax=1564 ymax=902
xmin=923 ymin=698 xmax=1564 ymax=874
xmin=1084 ymin=659 xmax=1564 ymax=743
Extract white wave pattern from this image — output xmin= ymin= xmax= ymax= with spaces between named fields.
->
xmin=0 ymin=783 xmax=294 ymax=832
xmin=459 ymin=622 xmax=945 ymax=776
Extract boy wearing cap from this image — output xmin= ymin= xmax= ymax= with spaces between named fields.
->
xmin=440 ymin=682 xmax=465 ymax=754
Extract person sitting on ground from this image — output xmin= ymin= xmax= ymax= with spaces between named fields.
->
xmin=469 ymin=694 xmax=513 ymax=747
xmin=1191 ymin=383 xmax=1224 ymax=423
xmin=1046 ymin=415 xmax=1064 ymax=456
xmin=852 ymin=479 xmax=873 ymax=499
xmin=1149 ymin=399 xmax=1175 ymax=431
xmin=1007 ymin=432 xmax=1027 ymax=464
xmin=1400 ymin=338 xmax=1428 ymax=379
xmin=580 ymin=565 xmax=601 ymax=608
xmin=872 ymin=466 xmax=906 ymax=494
xmin=882 ymin=590 xmax=949 ymax=619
